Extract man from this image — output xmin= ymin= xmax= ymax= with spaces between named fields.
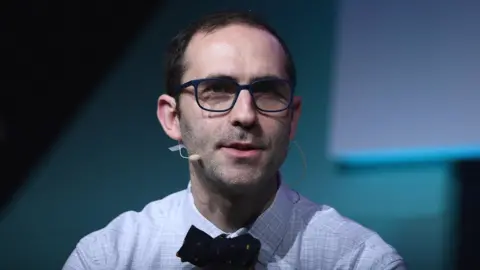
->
xmin=63 ymin=11 xmax=406 ymax=270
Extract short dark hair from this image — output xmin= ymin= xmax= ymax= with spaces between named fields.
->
xmin=164 ymin=11 xmax=297 ymax=97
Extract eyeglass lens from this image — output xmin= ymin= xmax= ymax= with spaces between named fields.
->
xmin=196 ymin=79 xmax=291 ymax=111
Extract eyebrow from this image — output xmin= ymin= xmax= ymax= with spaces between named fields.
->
xmin=203 ymin=73 xmax=284 ymax=83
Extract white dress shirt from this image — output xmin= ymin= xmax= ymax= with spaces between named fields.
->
xmin=63 ymin=181 xmax=406 ymax=269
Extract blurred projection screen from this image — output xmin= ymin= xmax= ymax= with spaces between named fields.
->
xmin=329 ymin=1 xmax=480 ymax=165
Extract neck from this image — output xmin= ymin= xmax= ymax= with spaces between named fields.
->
xmin=190 ymin=168 xmax=279 ymax=233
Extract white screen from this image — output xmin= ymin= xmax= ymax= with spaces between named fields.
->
xmin=329 ymin=1 xmax=480 ymax=164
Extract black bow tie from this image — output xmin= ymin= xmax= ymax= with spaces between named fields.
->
xmin=176 ymin=225 xmax=261 ymax=269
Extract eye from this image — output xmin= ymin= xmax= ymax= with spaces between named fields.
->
xmin=200 ymin=80 xmax=237 ymax=93
xmin=208 ymin=82 xmax=228 ymax=92
xmin=252 ymin=80 xmax=291 ymax=99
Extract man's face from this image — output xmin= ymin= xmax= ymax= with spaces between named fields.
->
xmin=159 ymin=24 xmax=301 ymax=193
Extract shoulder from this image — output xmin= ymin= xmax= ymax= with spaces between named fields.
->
xmin=291 ymin=194 xmax=405 ymax=269
xmin=63 ymin=189 xmax=187 ymax=270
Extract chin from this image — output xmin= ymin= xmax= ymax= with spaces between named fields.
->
xmin=216 ymin=170 xmax=268 ymax=192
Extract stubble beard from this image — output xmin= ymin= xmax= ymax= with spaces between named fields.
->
xmin=179 ymin=115 xmax=290 ymax=197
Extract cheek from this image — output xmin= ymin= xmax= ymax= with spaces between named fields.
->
xmin=179 ymin=117 xmax=218 ymax=150
xmin=261 ymin=118 xmax=291 ymax=147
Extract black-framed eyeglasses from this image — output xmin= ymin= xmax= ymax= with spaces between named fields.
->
xmin=175 ymin=77 xmax=294 ymax=113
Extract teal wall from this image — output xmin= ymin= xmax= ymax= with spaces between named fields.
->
xmin=0 ymin=1 xmax=457 ymax=269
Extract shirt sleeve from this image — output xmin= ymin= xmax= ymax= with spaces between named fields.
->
xmin=62 ymin=245 xmax=93 ymax=270
xmin=62 ymin=232 xmax=119 ymax=270
xmin=390 ymin=263 xmax=408 ymax=270
xmin=335 ymin=233 xmax=406 ymax=270
xmin=62 ymin=211 xmax=141 ymax=270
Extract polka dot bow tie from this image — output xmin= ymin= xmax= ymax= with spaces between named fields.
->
xmin=176 ymin=225 xmax=261 ymax=269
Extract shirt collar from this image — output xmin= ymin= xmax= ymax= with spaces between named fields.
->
xmin=181 ymin=174 xmax=294 ymax=266
xmin=249 ymin=179 xmax=293 ymax=265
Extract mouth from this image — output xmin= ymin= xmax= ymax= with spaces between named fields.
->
xmin=220 ymin=142 xmax=264 ymax=158
xmin=224 ymin=142 xmax=263 ymax=150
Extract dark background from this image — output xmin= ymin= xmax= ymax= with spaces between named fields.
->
xmin=1 ymin=0 xmax=164 ymax=212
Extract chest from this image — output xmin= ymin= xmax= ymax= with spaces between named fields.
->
xmin=127 ymin=239 xmax=300 ymax=270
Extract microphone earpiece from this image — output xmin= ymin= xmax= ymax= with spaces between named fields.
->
xmin=169 ymin=143 xmax=202 ymax=161
xmin=188 ymin=154 xmax=201 ymax=161
xmin=169 ymin=141 xmax=307 ymax=186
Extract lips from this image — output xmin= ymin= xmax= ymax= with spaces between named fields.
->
xmin=223 ymin=142 xmax=262 ymax=150
xmin=220 ymin=143 xmax=263 ymax=159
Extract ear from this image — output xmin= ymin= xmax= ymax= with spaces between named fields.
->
xmin=289 ymin=96 xmax=302 ymax=140
xmin=157 ymin=94 xmax=181 ymax=141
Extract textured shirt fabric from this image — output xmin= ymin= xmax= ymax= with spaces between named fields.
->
xmin=63 ymin=182 xmax=406 ymax=270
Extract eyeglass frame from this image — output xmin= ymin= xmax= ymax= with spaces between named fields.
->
xmin=174 ymin=77 xmax=295 ymax=113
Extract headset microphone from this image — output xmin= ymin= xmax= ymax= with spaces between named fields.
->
xmin=168 ymin=144 xmax=203 ymax=161
xmin=188 ymin=154 xmax=201 ymax=161
xmin=168 ymin=140 xmax=308 ymax=184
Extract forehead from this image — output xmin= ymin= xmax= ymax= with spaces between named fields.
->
xmin=183 ymin=24 xmax=287 ymax=82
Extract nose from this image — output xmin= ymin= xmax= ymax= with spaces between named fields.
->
xmin=228 ymin=89 xmax=257 ymax=128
